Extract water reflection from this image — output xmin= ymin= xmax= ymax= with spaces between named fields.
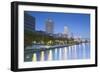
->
xmin=24 ymin=43 xmax=90 ymax=62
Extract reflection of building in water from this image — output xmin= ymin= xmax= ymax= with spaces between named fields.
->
xmin=24 ymin=42 xmax=90 ymax=62
xmin=45 ymin=18 xmax=54 ymax=34
xmin=24 ymin=12 xmax=35 ymax=31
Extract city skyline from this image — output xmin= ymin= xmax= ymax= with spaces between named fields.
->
xmin=25 ymin=11 xmax=90 ymax=39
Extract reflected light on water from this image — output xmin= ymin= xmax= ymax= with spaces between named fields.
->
xmin=25 ymin=43 xmax=90 ymax=62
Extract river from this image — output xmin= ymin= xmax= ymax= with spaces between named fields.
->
xmin=28 ymin=43 xmax=90 ymax=61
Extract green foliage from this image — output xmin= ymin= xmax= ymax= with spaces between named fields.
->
xmin=24 ymin=30 xmax=80 ymax=47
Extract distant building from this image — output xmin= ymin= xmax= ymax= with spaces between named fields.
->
xmin=64 ymin=26 xmax=69 ymax=34
xmin=24 ymin=12 xmax=35 ymax=32
xmin=63 ymin=26 xmax=69 ymax=38
xmin=45 ymin=18 xmax=54 ymax=34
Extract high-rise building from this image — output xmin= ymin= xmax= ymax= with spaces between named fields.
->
xmin=64 ymin=26 xmax=69 ymax=34
xmin=24 ymin=12 xmax=35 ymax=32
xmin=63 ymin=26 xmax=69 ymax=38
xmin=45 ymin=18 xmax=54 ymax=34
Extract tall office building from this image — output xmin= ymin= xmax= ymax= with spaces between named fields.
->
xmin=45 ymin=18 xmax=54 ymax=34
xmin=64 ymin=26 xmax=69 ymax=34
xmin=24 ymin=12 xmax=35 ymax=31
xmin=24 ymin=12 xmax=35 ymax=62
xmin=63 ymin=26 xmax=69 ymax=38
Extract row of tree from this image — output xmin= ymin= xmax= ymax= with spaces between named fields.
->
xmin=24 ymin=30 xmax=82 ymax=47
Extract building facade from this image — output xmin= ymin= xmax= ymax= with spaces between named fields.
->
xmin=63 ymin=26 xmax=69 ymax=38
xmin=24 ymin=12 xmax=35 ymax=32
xmin=64 ymin=26 xmax=69 ymax=34
xmin=45 ymin=18 xmax=54 ymax=34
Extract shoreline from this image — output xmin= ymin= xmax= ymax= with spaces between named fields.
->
xmin=24 ymin=42 xmax=89 ymax=53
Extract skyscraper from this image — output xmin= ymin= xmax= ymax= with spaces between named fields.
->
xmin=45 ymin=18 xmax=54 ymax=34
xmin=64 ymin=26 xmax=69 ymax=34
xmin=63 ymin=26 xmax=69 ymax=38
xmin=24 ymin=12 xmax=35 ymax=32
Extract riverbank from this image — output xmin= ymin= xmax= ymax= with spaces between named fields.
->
xmin=24 ymin=42 xmax=89 ymax=53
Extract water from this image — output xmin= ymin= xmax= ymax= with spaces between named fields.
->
xmin=24 ymin=43 xmax=90 ymax=62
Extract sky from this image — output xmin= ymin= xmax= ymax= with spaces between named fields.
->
xmin=25 ymin=11 xmax=90 ymax=39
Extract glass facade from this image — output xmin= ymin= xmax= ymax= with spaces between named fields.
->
xmin=24 ymin=12 xmax=35 ymax=32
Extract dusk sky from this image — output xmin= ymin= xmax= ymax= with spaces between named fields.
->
xmin=25 ymin=11 xmax=90 ymax=39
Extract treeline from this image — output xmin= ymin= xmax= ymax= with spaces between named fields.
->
xmin=24 ymin=30 xmax=83 ymax=47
